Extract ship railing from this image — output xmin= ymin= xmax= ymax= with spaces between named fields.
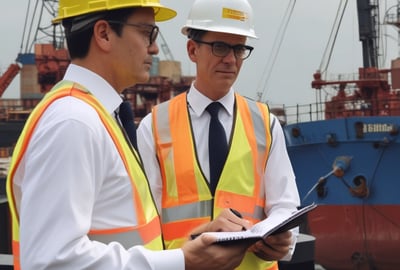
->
xmin=318 ymin=69 xmax=390 ymax=84
xmin=269 ymin=102 xmax=325 ymax=125
xmin=270 ymin=95 xmax=400 ymax=125
xmin=0 ymin=156 xmax=11 ymax=177
xmin=0 ymin=98 xmax=40 ymax=121
xmin=322 ymin=72 xmax=359 ymax=82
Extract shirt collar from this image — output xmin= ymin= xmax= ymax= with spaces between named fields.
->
xmin=187 ymin=82 xmax=235 ymax=117
xmin=63 ymin=64 xmax=123 ymax=115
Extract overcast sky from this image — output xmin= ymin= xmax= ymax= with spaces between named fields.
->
xmin=1 ymin=0 xmax=399 ymax=106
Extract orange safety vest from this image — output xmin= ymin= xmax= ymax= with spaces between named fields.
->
xmin=6 ymin=81 xmax=163 ymax=269
xmin=152 ymin=92 xmax=278 ymax=270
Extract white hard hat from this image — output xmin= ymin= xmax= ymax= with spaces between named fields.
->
xmin=181 ymin=0 xmax=257 ymax=39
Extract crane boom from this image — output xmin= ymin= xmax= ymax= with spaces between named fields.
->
xmin=0 ymin=64 xmax=21 ymax=97
xmin=158 ymin=31 xmax=175 ymax=61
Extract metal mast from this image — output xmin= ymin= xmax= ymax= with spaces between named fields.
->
xmin=356 ymin=0 xmax=380 ymax=68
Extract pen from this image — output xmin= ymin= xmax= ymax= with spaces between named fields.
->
xmin=190 ymin=208 xmax=245 ymax=239
xmin=230 ymin=208 xmax=243 ymax=218
xmin=230 ymin=208 xmax=247 ymax=231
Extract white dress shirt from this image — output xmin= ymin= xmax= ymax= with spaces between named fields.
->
xmin=13 ymin=64 xmax=183 ymax=269
xmin=137 ymin=83 xmax=301 ymax=260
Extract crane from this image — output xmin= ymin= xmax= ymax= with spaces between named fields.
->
xmin=0 ymin=64 xmax=21 ymax=97
xmin=158 ymin=31 xmax=175 ymax=61
xmin=0 ymin=0 xmax=69 ymax=98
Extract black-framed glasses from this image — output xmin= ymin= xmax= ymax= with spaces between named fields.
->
xmin=193 ymin=39 xmax=254 ymax=60
xmin=108 ymin=20 xmax=159 ymax=46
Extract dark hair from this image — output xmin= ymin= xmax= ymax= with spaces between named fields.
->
xmin=187 ymin=28 xmax=207 ymax=41
xmin=62 ymin=8 xmax=138 ymax=59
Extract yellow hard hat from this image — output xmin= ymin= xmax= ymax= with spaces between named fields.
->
xmin=53 ymin=0 xmax=177 ymax=24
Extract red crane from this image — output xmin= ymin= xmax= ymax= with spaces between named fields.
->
xmin=0 ymin=0 xmax=69 ymax=100
xmin=0 ymin=64 xmax=21 ymax=98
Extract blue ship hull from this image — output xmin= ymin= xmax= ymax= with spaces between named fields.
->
xmin=283 ymin=116 xmax=400 ymax=269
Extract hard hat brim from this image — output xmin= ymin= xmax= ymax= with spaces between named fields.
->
xmin=52 ymin=5 xmax=176 ymax=24
xmin=181 ymin=25 xmax=258 ymax=39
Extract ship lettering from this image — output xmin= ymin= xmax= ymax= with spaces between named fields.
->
xmin=363 ymin=123 xmax=394 ymax=133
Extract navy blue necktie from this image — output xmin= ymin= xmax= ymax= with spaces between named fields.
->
xmin=118 ymin=101 xmax=138 ymax=150
xmin=206 ymin=102 xmax=228 ymax=195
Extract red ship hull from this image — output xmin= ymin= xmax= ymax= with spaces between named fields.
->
xmin=307 ymin=205 xmax=400 ymax=270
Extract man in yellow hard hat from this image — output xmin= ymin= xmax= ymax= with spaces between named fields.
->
xmin=6 ymin=1 xmax=251 ymax=269
xmin=137 ymin=0 xmax=301 ymax=269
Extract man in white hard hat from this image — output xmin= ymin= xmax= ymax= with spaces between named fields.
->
xmin=6 ymin=1 xmax=252 ymax=269
xmin=137 ymin=0 xmax=301 ymax=269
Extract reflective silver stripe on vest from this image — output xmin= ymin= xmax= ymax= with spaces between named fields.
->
xmin=162 ymin=200 xmax=212 ymax=223
xmin=246 ymin=99 xmax=269 ymax=213
xmin=89 ymin=230 xmax=143 ymax=249
xmin=246 ymin=100 xmax=267 ymax=153
xmin=155 ymin=101 xmax=171 ymax=142
xmin=240 ymin=205 xmax=265 ymax=221
xmin=254 ymin=205 xmax=265 ymax=220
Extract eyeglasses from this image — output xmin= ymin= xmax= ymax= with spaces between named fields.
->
xmin=192 ymin=39 xmax=254 ymax=60
xmin=108 ymin=20 xmax=159 ymax=46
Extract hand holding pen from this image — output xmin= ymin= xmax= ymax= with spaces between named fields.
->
xmin=190 ymin=208 xmax=250 ymax=239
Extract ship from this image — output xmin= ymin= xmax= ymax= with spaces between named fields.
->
xmin=0 ymin=1 xmax=193 ymax=265
xmin=278 ymin=0 xmax=400 ymax=269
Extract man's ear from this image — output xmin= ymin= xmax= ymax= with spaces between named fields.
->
xmin=93 ymin=20 xmax=112 ymax=51
xmin=187 ymin=39 xmax=198 ymax=62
